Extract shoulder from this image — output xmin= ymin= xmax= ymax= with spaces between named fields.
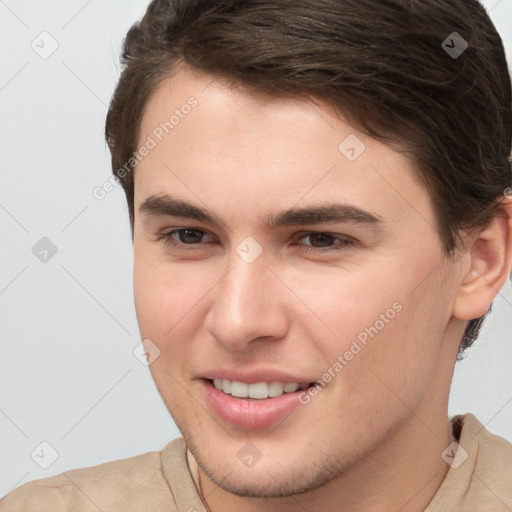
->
xmin=464 ymin=412 xmax=512 ymax=490
xmin=454 ymin=412 xmax=512 ymax=464
xmin=0 ymin=439 xmax=187 ymax=512
xmin=462 ymin=413 xmax=512 ymax=510
xmin=427 ymin=413 xmax=512 ymax=511
xmin=0 ymin=481 xmax=65 ymax=512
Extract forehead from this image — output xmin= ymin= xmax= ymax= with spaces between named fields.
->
xmin=133 ymin=67 xmax=434 ymax=233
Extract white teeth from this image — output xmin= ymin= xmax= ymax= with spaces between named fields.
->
xmin=211 ymin=379 xmax=309 ymax=399
xmin=248 ymin=382 xmax=268 ymax=399
xmin=283 ymin=382 xmax=299 ymax=393
xmin=230 ymin=381 xmax=248 ymax=398
xmin=222 ymin=378 xmax=231 ymax=394
xmin=268 ymin=381 xmax=284 ymax=397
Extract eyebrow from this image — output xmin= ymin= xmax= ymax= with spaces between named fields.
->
xmin=139 ymin=194 xmax=383 ymax=230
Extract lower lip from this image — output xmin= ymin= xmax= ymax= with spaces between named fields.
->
xmin=201 ymin=380 xmax=307 ymax=430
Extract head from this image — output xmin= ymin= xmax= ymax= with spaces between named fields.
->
xmin=105 ymin=0 xmax=512 ymax=499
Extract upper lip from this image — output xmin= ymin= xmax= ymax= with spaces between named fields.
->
xmin=200 ymin=369 xmax=316 ymax=385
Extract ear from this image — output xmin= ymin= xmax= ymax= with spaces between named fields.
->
xmin=453 ymin=196 xmax=512 ymax=321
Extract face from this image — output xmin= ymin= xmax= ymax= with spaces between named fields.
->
xmin=133 ymin=67 xmax=462 ymax=497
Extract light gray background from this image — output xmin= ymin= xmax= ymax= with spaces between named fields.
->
xmin=1 ymin=0 xmax=511 ymax=498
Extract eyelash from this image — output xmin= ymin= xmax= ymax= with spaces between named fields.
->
xmin=156 ymin=228 xmax=355 ymax=254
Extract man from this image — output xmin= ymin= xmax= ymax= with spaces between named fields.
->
xmin=2 ymin=0 xmax=511 ymax=510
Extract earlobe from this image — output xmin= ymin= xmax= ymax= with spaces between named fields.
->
xmin=453 ymin=198 xmax=512 ymax=321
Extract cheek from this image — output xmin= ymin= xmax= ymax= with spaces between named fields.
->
xmin=305 ymin=261 xmax=449 ymax=403
xmin=134 ymin=241 xmax=448 ymax=369
xmin=133 ymin=256 xmax=211 ymax=395
xmin=133 ymin=252 xmax=218 ymax=344
xmin=334 ymin=281 xmax=450 ymax=418
xmin=292 ymin=263 xmax=405 ymax=344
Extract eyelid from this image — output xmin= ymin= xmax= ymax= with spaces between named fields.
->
xmin=293 ymin=231 xmax=356 ymax=252
xmin=156 ymin=227 xmax=216 ymax=247
xmin=156 ymin=227 xmax=356 ymax=253
xmin=293 ymin=230 xmax=354 ymax=242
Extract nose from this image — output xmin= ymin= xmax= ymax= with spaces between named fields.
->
xmin=203 ymin=253 xmax=290 ymax=351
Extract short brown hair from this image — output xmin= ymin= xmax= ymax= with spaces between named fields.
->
xmin=105 ymin=0 xmax=512 ymax=356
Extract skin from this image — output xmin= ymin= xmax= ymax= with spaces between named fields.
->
xmin=132 ymin=65 xmax=512 ymax=512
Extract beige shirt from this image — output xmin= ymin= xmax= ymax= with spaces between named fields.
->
xmin=1 ymin=413 xmax=510 ymax=511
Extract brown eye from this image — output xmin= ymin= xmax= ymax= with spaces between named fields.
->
xmin=173 ymin=229 xmax=205 ymax=244
xmin=304 ymin=233 xmax=337 ymax=248
xmin=157 ymin=228 xmax=214 ymax=250
xmin=297 ymin=232 xmax=355 ymax=253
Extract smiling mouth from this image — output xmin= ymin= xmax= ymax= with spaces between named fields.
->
xmin=207 ymin=378 xmax=315 ymax=400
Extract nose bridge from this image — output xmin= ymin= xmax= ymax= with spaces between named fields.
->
xmin=205 ymin=250 xmax=288 ymax=349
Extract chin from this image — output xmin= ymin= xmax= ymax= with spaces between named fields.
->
xmin=183 ymin=428 xmax=351 ymax=499
xmin=203 ymin=457 xmax=344 ymax=498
